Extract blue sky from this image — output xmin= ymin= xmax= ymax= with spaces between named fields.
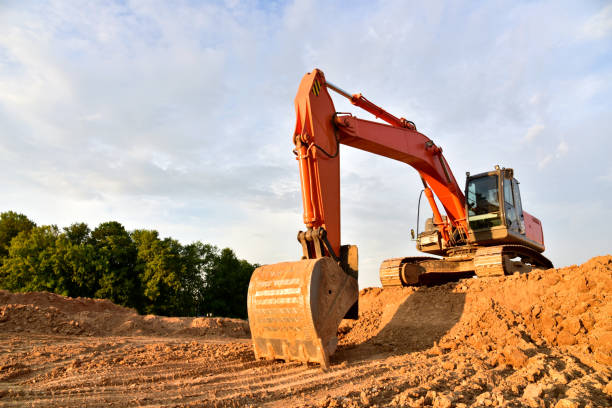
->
xmin=0 ymin=0 xmax=611 ymax=288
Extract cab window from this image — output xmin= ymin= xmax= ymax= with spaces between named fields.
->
xmin=467 ymin=175 xmax=500 ymax=215
xmin=504 ymin=178 xmax=518 ymax=230
xmin=467 ymin=175 xmax=502 ymax=229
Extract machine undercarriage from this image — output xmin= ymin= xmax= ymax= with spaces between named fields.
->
xmin=379 ymin=244 xmax=553 ymax=287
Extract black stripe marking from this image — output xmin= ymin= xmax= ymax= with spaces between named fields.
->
xmin=312 ymin=80 xmax=321 ymax=96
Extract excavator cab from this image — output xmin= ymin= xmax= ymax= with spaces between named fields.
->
xmin=466 ymin=171 xmax=504 ymax=229
xmin=466 ymin=167 xmax=543 ymax=251
xmin=413 ymin=166 xmax=551 ymax=280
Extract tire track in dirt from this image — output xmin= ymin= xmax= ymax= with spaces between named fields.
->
xmin=205 ymin=358 xmax=391 ymax=402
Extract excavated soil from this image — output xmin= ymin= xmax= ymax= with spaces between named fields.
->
xmin=0 ymin=291 xmax=249 ymax=338
xmin=0 ymin=256 xmax=610 ymax=407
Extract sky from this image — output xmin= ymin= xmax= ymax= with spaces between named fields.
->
xmin=0 ymin=0 xmax=611 ymax=288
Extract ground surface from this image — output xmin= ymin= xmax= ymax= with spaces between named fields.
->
xmin=0 ymin=256 xmax=610 ymax=407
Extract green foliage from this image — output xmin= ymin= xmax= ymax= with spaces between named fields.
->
xmin=63 ymin=222 xmax=91 ymax=245
xmin=91 ymin=222 xmax=140 ymax=309
xmin=0 ymin=225 xmax=71 ymax=295
xmin=132 ymin=230 xmax=205 ymax=316
xmin=0 ymin=211 xmax=257 ymax=318
xmin=62 ymin=236 xmax=100 ymax=298
xmin=200 ymin=246 xmax=258 ymax=319
xmin=0 ymin=211 xmax=36 ymax=260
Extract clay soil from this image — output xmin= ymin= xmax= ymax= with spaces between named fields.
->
xmin=0 ymin=256 xmax=610 ymax=408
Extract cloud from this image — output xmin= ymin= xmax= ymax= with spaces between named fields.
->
xmin=556 ymin=141 xmax=569 ymax=158
xmin=537 ymin=140 xmax=570 ymax=169
xmin=599 ymin=168 xmax=612 ymax=183
xmin=524 ymin=124 xmax=546 ymax=142
xmin=580 ymin=4 xmax=612 ymax=40
xmin=537 ymin=154 xmax=553 ymax=169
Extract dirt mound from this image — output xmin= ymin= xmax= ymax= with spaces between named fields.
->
xmin=439 ymin=256 xmax=612 ymax=366
xmin=327 ymin=256 xmax=612 ymax=408
xmin=339 ymin=255 xmax=611 ymax=366
xmin=0 ymin=290 xmax=131 ymax=314
xmin=0 ymin=290 xmax=249 ymax=338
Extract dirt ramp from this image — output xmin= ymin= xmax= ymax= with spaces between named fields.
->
xmin=440 ymin=255 xmax=612 ymax=366
xmin=338 ymin=286 xmax=466 ymax=354
xmin=0 ymin=290 xmax=249 ymax=338
xmin=339 ymin=255 xmax=612 ymax=366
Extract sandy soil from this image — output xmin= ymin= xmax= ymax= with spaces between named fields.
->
xmin=0 ymin=256 xmax=610 ymax=407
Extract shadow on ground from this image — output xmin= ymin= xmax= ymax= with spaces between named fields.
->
xmin=334 ymin=283 xmax=466 ymax=363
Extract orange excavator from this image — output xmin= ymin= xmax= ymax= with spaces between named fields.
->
xmin=247 ymin=69 xmax=553 ymax=369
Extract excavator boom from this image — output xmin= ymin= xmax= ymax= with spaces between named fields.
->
xmin=293 ymin=69 xmax=469 ymax=251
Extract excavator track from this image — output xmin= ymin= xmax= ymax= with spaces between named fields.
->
xmin=380 ymin=245 xmax=553 ymax=287
xmin=379 ymin=257 xmax=439 ymax=287
xmin=474 ymin=245 xmax=554 ymax=277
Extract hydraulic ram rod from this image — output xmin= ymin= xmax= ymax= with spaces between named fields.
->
xmin=325 ymin=80 xmax=416 ymax=130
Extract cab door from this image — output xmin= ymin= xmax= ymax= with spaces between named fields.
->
xmin=502 ymin=176 xmax=525 ymax=235
xmin=512 ymin=178 xmax=526 ymax=234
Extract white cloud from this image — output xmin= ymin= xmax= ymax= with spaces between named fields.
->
xmin=580 ymin=4 xmax=612 ymax=40
xmin=599 ymin=168 xmax=612 ymax=183
xmin=80 ymin=113 xmax=103 ymax=121
xmin=537 ymin=154 xmax=553 ymax=169
xmin=529 ymin=93 xmax=543 ymax=106
xmin=537 ymin=140 xmax=569 ymax=169
xmin=556 ymin=140 xmax=569 ymax=158
xmin=524 ymin=124 xmax=546 ymax=142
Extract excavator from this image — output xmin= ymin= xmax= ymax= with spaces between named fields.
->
xmin=247 ymin=69 xmax=553 ymax=369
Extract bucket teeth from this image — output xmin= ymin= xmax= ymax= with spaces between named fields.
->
xmin=247 ymin=257 xmax=358 ymax=368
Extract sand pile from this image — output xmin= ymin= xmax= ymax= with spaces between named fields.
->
xmin=329 ymin=256 xmax=612 ymax=408
xmin=339 ymin=255 xmax=612 ymax=366
xmin=0 ymin=290 xmax=249 ymax=338
xmin=439 ymin=256 xmax=612 ymax=366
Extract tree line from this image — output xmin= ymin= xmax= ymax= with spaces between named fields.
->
xmin=0 ymin=211 xmax=257 ymax=318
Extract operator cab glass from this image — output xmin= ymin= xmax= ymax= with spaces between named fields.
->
xmin=509 ymin=178 xmax=526 ymax=234
xmin=466 ymin=175 xmax=502 ymax=229
xmin=504 ymin=177 xmax=518 ymax=231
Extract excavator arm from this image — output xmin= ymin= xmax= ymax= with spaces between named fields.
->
xmin=294 ymin=68 xmax=468 ymax=257
xmin=247 ymin=69 xmax=471 ymax=369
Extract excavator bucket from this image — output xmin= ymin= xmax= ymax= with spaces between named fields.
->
xmin=247 ymin=257 xmax=358 ymax=369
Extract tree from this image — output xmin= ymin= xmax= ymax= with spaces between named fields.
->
xmin=178 ymin=242 xmax=210 ymax=316
xmin=132 ymin=231 xmax=208 ymax=316
xmin=0 ymin=211 xmax=36 ymax=260
xmin=63 ymin=222 xmax=91 ymax=245
xmin=0 ymin=213 xmax=258 ymax=319
xmin=133 ymin=229 xmax=181 ymax=315
xmin=58 ymin=222 xmax=100 ymax=297
xmin=0 ymin=225 xmax=72 ymax=295
xmin=200 ymin=246 xmax=257 ymax=318
xmin=90 ymin=222 xmax=140 ymax=310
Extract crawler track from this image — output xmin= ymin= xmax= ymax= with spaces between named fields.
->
xmin=379 ymin=257 xmax=438 ymax=287
xmin=380 ymin=245 xmax=554 ymax=287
